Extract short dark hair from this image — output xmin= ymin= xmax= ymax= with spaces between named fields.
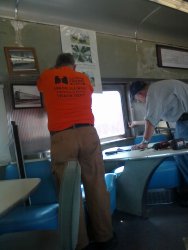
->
xmin=55 ymin=53 xmax=75 ymax=68
xmin=130 ymin=80 xmax=147 ymax=101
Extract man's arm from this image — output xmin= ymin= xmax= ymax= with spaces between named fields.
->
xmin=131 ymin=119 xmax=155 ymax=150
xmin=143 ymin=120 xmax=155 ymax=141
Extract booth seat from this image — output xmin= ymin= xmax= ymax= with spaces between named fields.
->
xmin=81 ymin=173 xmax=117 ymax=214
xmin=147 ymin=157 xmax=181 ymax=205
xmin=0 ymin=160 xmax=117 ymax=235
xmin=147 ymin=157 xmax=181 ymax=189
xmin=0 ymin=159 xmax=59 ymax=234
xmin=105 ymin=173 xmax=117 ymax=213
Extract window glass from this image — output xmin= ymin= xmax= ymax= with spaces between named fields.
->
xmin=92 ymin=91 xmax=125 ymax=139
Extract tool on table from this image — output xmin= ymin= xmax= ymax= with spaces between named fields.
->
xmin=152 ymin=138 xmax=188 ymax=150
xmin=105 ymin=147 xmax=131 ymax=155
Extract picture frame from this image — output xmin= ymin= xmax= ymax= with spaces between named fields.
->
xmin=156 ymin=45 xmax=188 ymax=69
xmin=11 ymin=84 xmax=43 ymax=109
xmin=4 ymin=47 xmax=39 ymax=75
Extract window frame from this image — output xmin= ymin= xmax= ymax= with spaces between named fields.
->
xmin=95 ymin=82 xmax=130 ymax=142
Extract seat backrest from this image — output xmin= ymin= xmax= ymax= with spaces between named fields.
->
xmin=104 ymin=173 xmax=117 ymax=213
xmin=104 ymin=173 xmax=117 ymax=192
xmin=4 ymin=160 xmax=58 ymax=205
xmin=25 ymin=160 xmax=58 ymax=204
xmin=134 ymin=134 xmax=169 ymax=144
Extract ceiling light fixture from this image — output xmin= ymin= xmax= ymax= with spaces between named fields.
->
xmin=149 ymin=0 xmax=188 ymax=14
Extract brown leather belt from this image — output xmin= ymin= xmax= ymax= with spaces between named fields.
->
xmin=178 ymin=113 xmax=188 ymax=121
xmin=50 ymin=123 xmax=93 ymax=136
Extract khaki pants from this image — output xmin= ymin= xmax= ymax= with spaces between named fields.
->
xmin=51 ymin=126 xmax=113 ymax=249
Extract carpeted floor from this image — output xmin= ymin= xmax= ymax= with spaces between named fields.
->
xmin=0 ymin=203 xmax=188 ymax=250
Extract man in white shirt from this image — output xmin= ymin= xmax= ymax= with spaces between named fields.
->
xmin=130 ymin=79 xmax=188 ymax=205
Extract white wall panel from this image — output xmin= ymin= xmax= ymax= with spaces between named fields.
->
xmin=0 ymin=85 xmax=11 ymax=164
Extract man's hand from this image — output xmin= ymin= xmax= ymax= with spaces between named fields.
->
xmin=131 ymin=143 xmax=148 ymax=150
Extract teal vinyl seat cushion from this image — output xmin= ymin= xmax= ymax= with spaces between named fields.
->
xmin=0 ymin=160 xmax=58 ymax=234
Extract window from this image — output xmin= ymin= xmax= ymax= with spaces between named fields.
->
xmin=92 ymin=87 xmax=126 ymax=139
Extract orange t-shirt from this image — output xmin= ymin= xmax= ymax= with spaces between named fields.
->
xmin=37 ymin=66 xmax=94 ymax=131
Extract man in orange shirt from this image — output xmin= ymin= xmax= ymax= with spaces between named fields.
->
xmin=37 ymin=53 xmax=116 ymax=250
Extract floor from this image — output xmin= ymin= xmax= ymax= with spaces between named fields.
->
xmin=0 ymin=203 xmax=188 ymax=250
xmin=113 ymin=204 xmax=188 ymax=250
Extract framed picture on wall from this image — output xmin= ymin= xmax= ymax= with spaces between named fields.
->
xmin=4 ymin=47 xmax=39 ymax=75
xmin=156 ymin=45 xmax=188 ymax=69
xmin=12 ymin=84 xmax=43 ymax=109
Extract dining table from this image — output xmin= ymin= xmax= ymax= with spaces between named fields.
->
xmin=103 ymin=143 xmax=188 ymax=217
xmin=0 ymin=178 xmax=41 ymax=217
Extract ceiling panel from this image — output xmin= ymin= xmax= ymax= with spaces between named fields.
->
xmin=0 ymin=0 xmax=187 ymax=45
xmin=0 ymin=0 xmax=16 ymax=18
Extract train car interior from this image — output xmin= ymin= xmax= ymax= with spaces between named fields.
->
xmin=0 ymin=0 xmax=188 ymax=249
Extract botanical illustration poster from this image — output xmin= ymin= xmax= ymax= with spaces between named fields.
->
xmin=60 ymin=25 xmax=102 ymax=93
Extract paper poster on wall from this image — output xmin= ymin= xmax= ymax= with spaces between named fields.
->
xmin=60 ymin=25 xmax=102 ymax=93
